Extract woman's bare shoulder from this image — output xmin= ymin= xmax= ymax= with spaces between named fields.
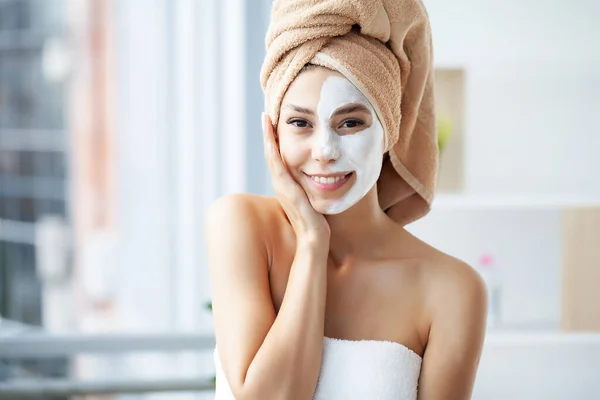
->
xmin=422 ymin=251 xmax=486 ymax=332
xmin=207 ymin=193 xmax=280 ymax=217
xmin=399 ymin=231 xmax=486 ymax=315
xmin=205 ymin=193 xmax=288 ymax=243
xmin=427 ymin=252 xmax=486 ymax=304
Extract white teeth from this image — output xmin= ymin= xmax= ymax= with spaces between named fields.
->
xmin=310 ymin=174 xmax=347 ymax=184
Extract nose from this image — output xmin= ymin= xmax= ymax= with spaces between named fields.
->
xmin=312 ymin=128 xmax=340 ymax=163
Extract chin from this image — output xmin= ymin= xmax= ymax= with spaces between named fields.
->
xmin=309 ymin=198 xmax=351 ymax=215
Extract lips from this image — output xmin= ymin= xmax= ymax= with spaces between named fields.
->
xmin=304 ymin=172 xmax=353 ymax=192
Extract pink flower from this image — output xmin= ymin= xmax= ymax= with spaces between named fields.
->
xmin=479 ymin=253 xmax=494 ymax=267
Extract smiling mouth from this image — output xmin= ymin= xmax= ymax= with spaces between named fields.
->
xmin=304 ymin=172 xmax=353 ymax=192
xmin=307 ymin=173 xmax=351 ymax=184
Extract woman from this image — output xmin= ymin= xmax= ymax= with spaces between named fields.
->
xmin=207 ymin=1 xmax=487 ymax=399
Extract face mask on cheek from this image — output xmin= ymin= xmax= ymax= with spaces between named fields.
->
xmin=315 ymin=76 xmax=385 ymax=214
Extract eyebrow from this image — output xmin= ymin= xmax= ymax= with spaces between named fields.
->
xmin=281 ymin=103 xmax=370 ymax=117
xmin=331 ymin=103 xmax=370 ymax=117
xmin=281 ymin=104 xmax=315 ymax=115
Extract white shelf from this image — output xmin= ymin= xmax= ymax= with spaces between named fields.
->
xmin=485 ymin=331 xmax=600 ymax=346
xmin=432 ymin=194 xmax=600 ymax=209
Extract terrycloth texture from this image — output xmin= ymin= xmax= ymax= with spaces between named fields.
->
xmin=213 ymin=337 xmax=422 ymax=399
xmin=261 ymin=0 xmax=438 ymax=226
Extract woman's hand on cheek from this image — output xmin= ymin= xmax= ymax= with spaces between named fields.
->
xmin=262 ymin=112 xmax=331 ymax=244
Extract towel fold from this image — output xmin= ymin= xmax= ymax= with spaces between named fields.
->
xmin=261 ymin=0 xmax=438 ymax=226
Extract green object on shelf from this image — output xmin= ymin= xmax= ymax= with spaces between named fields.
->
xmin=437 ymin=116 xmax=453 ymax=154
xmin=206 ymin=301 xmax=213 ymax=312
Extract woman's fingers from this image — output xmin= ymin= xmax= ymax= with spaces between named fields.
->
xmin=261 ymin=112 xmax=273 ymax=154
xmin=262 ymin=113 xmax=294 ymax=186
xmin=262 ymin=112 xmax=279 ymax=170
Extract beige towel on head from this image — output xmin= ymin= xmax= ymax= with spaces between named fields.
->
xmin=261 ymin=0 xmax=437 ymax=226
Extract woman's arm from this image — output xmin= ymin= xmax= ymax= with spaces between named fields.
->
xmin=207 ymin=195 xmax=328 ymax=400
xmin=417 ymin=260 xmax=488 ymax=400
xmin=209 ymin=113 xmax=331 ymax=399
xmin=206 ymin=195 xmax=328 ymax=400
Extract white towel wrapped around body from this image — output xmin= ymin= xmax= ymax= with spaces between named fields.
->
xmin=214 ymin=337 xmax=422 ymax=399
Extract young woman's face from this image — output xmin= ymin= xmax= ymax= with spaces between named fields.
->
xmin=277 ymin=66 xmax=385 ymax=214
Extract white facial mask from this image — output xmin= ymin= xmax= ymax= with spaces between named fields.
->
xmin=313 ymin=75 xmax=384 ymax=214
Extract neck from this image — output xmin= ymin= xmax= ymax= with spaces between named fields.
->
xmin=324 ymin=187 xmax=392 ymax=261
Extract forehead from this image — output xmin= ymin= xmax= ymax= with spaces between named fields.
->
xmin=282 ymin=66 xmax=364 ymax=107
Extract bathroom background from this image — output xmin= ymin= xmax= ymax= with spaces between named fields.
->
xmin=0 ymin=0 xmax=599 ymax=399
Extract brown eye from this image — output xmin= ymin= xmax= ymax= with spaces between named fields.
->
xmin=340 ymin=119 xmax=364 ymax=129
xmin=287 ymin=118 xmax=312 ymax=128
